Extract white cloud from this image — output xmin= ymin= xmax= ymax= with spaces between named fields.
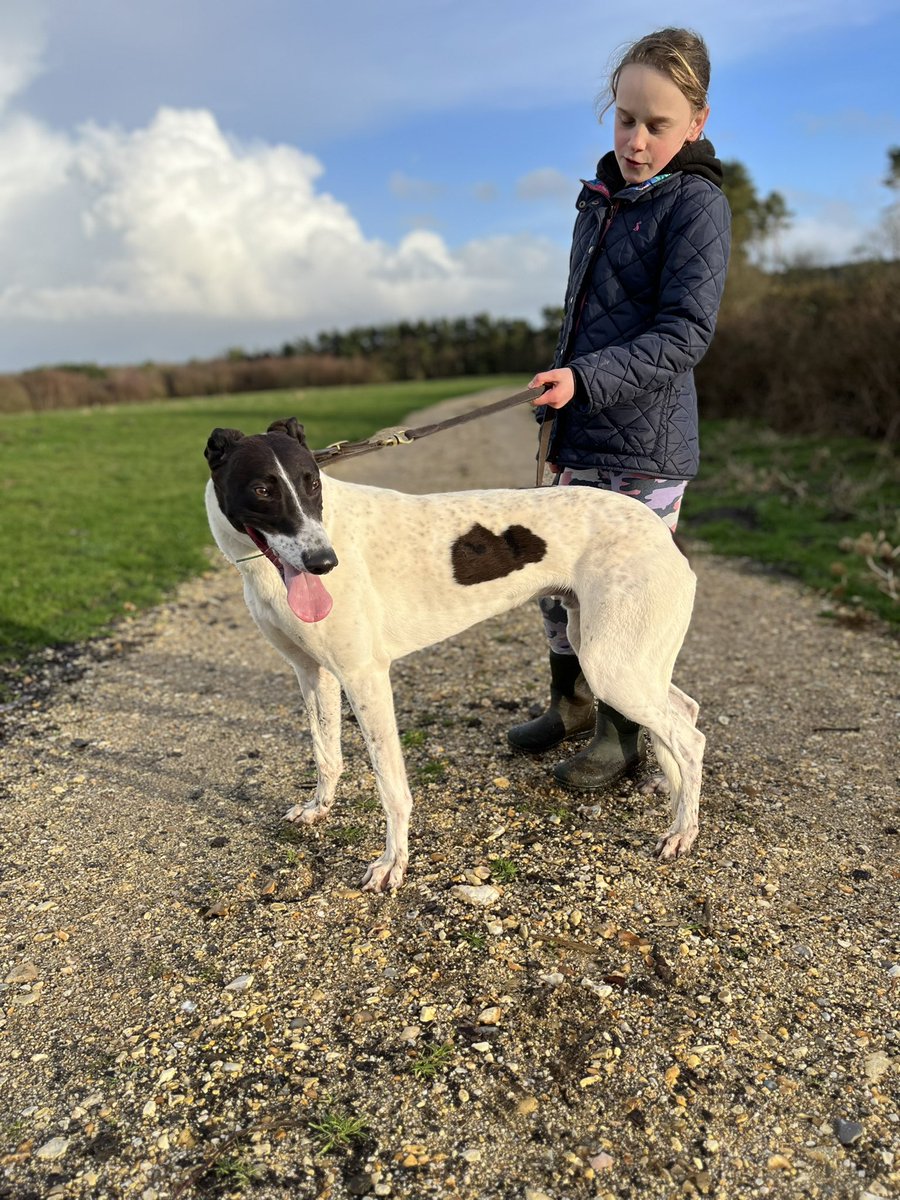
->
xmin=798 ymin=108 xmax=900 ymax=139
xmin=772 ymin=204 xmax=876 ymax=266
xmin=472 ymin=182 xmax=498 ymax=203
xmin=0 ymin=2 xmax=47 ymax=115
xmin=389 ymin=171 xmax=444 ymax=202
xmin=516 ymin=168 xmax=573 ymax=202
xmin=24 ymin=1 xmax=900 ymax=144
xmin=744 ymin=186 xmax=880 ymax=268
xmin=0 ymin=102 xmax=566 ymax=368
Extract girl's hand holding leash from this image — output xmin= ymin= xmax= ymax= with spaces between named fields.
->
xmin=530 ymin=368 xmax=575 ymax=409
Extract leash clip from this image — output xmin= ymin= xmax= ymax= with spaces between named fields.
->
xmin=369 ymin=427 xmax=413 ymax=447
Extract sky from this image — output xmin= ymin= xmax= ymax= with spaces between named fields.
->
xmin=1 ymin=0 xmax=898 ymax=372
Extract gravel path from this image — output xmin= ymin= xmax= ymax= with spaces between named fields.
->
xmin=1 ymin=390 xmax=898 ymax=1200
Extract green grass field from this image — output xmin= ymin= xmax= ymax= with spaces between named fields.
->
xmin=1 ymin=381 xmax=896 ymax=669
xmin=0 ymin=376 xmax=521 ymax=660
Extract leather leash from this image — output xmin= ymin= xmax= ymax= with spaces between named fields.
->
xmin=313 ymin=385 xmax=556 ymax=487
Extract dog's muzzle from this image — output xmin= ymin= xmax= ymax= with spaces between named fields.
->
xmin=245 ymin=527 xmax=337 ymax=623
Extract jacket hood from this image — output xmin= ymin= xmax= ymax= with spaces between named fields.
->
xmin=596 ymin=137 xmax=723 ymax=193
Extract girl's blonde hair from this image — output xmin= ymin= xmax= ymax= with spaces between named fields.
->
xmin=597 ymin=27 xmax=711 ymax=120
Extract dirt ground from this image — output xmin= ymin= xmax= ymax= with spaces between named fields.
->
xmin=1 ymin=389 xmax=898 ymax=1200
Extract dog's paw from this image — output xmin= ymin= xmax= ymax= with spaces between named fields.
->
xmin=361 ymin=854 xmax=407 ymax=893
xmin=283 ymin=802 xmax=330 ymax=826
xmin=654 ymin=825 xmax=698 ymax=860
xmin=639 ymin=771 xmax=670 ymax=797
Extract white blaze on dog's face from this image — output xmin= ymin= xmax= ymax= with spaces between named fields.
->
xmin=205 ymin=418 xmax=338 ymax=623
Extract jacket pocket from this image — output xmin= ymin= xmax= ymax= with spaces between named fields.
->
xmin=594 ymin=394 xmax=665 ymax=459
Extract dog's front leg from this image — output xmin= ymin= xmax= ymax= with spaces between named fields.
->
xmin=341 ymin=668 xmax=411 ymax=893
xmin=283 ymin=662 xmax=343 ymax=826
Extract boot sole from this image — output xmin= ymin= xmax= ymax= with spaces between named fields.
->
xmin=507 ymin=726 xmax=594 ymax=755
xmin=552 ymin=756 xmax=646 ymax=792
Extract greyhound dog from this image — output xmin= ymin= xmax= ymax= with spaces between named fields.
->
xmin=204 ymin=417 xmax=704 ymax=892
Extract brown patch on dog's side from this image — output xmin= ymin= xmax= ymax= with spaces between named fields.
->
xmin=451 ymin=523 xmax=547 ymax=586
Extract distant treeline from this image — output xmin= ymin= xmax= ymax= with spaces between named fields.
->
xmin=282 ymin=312 xmax=562 ymax=380
xmin=0 ymin=354 xmax=375 ymax=413
xmin=2 ymin=262 xmax=898 ymax=442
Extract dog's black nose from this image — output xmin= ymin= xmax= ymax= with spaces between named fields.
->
xmin=304 ymin=548 xmax=338 ymax=575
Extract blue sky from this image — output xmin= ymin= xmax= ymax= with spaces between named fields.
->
xmin=0 ymin=0 xmax=898 ymax=371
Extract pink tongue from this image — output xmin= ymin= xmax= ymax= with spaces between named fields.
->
xmin=283 ymin=564 xmax=333 ymax=623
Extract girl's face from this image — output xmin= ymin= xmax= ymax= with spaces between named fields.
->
xmin=613 ymin=63 xmax=709 ymax=184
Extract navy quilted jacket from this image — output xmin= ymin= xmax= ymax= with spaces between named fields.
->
xmin=546 ymin=139 xmax=731 ymax=479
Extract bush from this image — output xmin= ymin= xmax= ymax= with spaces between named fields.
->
xmin=102 ymin=366 xmax=168 ymax=405
xmin=0 ymin=376 xmax=32 ymax=413
xmin=19 ymin=369 xmax=100 ymax=410
xmin=698 ymin=261 xmax=900 ymax=442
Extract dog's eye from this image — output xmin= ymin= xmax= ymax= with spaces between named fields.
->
xmin=254 ymin=485 xmax=271 ymax=499
xmin=309 ymin=478 xmax=320 ymax=493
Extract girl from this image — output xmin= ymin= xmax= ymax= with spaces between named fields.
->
xmin=508 ymin=27 xmax=731 ymax=790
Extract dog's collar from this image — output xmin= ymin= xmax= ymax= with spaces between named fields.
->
xmin=241 ymin=526 xmax=285 ymax=580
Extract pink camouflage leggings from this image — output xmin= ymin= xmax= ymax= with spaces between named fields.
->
xmin=541 ymin=467 xmax=688 ymax=656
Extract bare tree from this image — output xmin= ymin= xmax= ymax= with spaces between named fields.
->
xmin=882 ymin=146 xmax=900 ymax=258
xmin=720 ymin=161 xmax=792 ymax=268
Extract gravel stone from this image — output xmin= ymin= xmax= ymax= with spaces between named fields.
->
xmin=33 ymin=1137 xmax=69 ymax=1161
xmin=450 ymin=884 xmax=501 ymax=907
xmin=834 ymin=1119 xmax=865 ymax=1146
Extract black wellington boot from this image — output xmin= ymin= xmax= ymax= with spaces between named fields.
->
xmin=552 ymin=701 xmax=646 ymax=790
xmin=507 ymin=651 xmax=596 ymax=753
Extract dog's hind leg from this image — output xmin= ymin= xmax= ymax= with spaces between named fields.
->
xmin=669 ymin=684 xmax=700 ymax=728
xmin=341 ymin=667 xmax=412 ymax=893
xmin=576 ymin=563 xmax=702 ymax=856
xmin=580 ymin=658 xmax=704 ymax=859
xmin=645 ymin=689 xmax=705 ymax=859
xmin=638 ymin=684 xmax=700 ymax=798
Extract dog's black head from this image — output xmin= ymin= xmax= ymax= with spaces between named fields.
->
xmin=205 ymin=418 xmax=338 ymax=621
xmin=205 ymin=417 xmax=321 ymax=537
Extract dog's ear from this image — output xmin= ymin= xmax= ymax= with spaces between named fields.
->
xmin=205 ymin=427 xmax=244 ymax=472
xmin=267 ymin=417 xmax=308 ymax=447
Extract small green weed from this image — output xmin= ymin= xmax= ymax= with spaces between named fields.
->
xmin=401 ymin=729 xmax=427 ymax=748
xmin=410 ymin=1042 xmax=455 ymax=1079
xmin=490 ymin=857 xmax=519 ymax=883
xmin=275 ymin=822 xmax=307 ymax=846
xmin=327 ymin=825 xmax=367 ymax=846
xmin=417 ymin=759 xmax=447 ymax=783
xmin=353 ymin=795 xmax=381 ymax=812
xmin=459 ymin=930 xmax=487 ymax=951
xmin=213 ymin=1155 xmax=263 ymax=1189
xmin=308 ymin=1108 xmax=370 ymax=1154
xmin=0 ymin=1116 xmax=27 ymax=1144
